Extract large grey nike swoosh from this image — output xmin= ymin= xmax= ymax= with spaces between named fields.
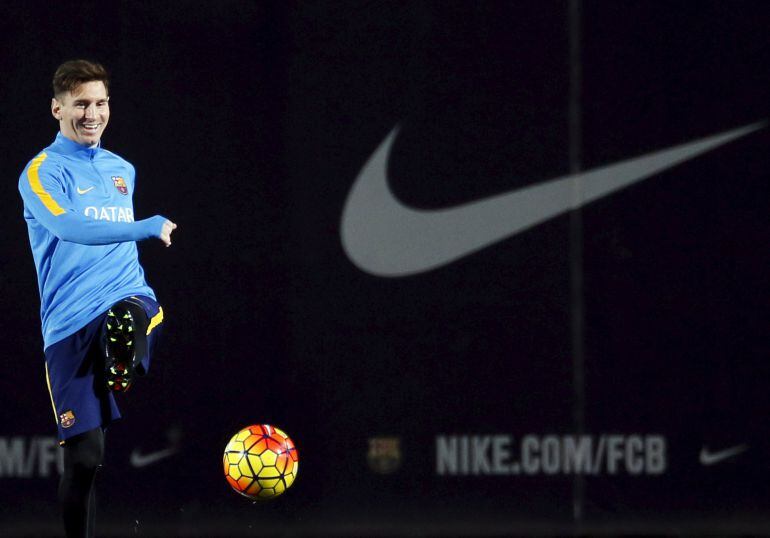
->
xmin=130 ymin=446 xmax=178 ymax=468
xmin=341 ymin=122 xmax=764 ymax=277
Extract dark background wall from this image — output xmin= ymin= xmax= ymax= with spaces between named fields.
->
xmin=1 ymin=1 xmax=769 ymax=536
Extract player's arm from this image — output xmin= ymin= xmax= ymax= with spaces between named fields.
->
xmin=19 ymin=155 xmax=173 ymax=246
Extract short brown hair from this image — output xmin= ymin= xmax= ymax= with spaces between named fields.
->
xmin=52 ymin=59 xmax=110 ymax=97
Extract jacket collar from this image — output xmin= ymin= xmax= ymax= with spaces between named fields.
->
xmin=52 ymin=132 xmax=102 ymax=158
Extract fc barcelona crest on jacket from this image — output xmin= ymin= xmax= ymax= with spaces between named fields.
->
xmin=112 ymin=176 xmax=128 ymax=195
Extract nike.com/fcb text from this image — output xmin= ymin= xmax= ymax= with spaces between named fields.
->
xmin=436 ymin=434 xmax=666 ymax=476
xmin=0 ymin=436 xmax=63 ymax=478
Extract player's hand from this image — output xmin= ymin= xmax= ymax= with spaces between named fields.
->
xmin=160 ymin=219 xmax=177 ymax=247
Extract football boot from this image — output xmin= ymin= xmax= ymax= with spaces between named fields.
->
xmin=104 ymin=303 xmax=138 ymax=392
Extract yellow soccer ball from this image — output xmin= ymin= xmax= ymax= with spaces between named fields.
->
xmin=223 ymin=424 xmax=299 ymax=499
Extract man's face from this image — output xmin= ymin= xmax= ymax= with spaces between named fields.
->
xmin=51 ymin=80 xmax=110 ymax=147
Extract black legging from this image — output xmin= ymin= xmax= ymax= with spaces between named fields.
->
xmin=59 ymin=300 xmax=149 ymax=537
xmin=59 ymin=428 xmax=105 ymax=538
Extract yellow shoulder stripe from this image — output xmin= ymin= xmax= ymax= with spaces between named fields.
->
xmin=27 ymin=153 xmax=66 ymax=216
xmin=146 ymin=306 xmax=164 ymax=336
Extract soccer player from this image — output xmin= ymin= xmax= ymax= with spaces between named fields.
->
xmin=18 ymin=59 xmax=177 ymax=538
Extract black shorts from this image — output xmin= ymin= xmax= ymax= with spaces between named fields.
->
xmin=44 ymin=295 xmax=164 ymax=443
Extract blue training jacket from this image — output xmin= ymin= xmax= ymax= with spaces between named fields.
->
xmin=18 ymin=133 xmax=167 ymax=350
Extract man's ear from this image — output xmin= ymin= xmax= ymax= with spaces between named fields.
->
xmin=51 ymin=98 xmax=62 ymax=120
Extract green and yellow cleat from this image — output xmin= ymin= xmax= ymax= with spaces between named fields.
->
xmin=104 ymin=304 xmax=138 ymax=392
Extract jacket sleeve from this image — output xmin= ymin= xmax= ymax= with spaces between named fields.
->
xmin=18 ymin=153 xmax=166 ymax=246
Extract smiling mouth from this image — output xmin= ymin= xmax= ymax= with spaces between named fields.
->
xmin=80 ymin=123 xmax=101 ymax=133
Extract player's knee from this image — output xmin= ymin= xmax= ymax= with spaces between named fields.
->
xmin=76 ymin=442 xmax=104 ymax=472
xmin=65 ymin=429 xmax=105 ymax=472
xmin=114 ymin=298 xmax=149 ymax=332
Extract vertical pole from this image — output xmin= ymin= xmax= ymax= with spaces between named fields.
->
xmin=568 ymin=0 xmax=585 ymax=525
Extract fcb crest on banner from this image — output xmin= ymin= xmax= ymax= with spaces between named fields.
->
xmin=367 ymin=437 xmax=401 ymax=474
xmin=112 ymin=176 xmax=128 ymax=195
